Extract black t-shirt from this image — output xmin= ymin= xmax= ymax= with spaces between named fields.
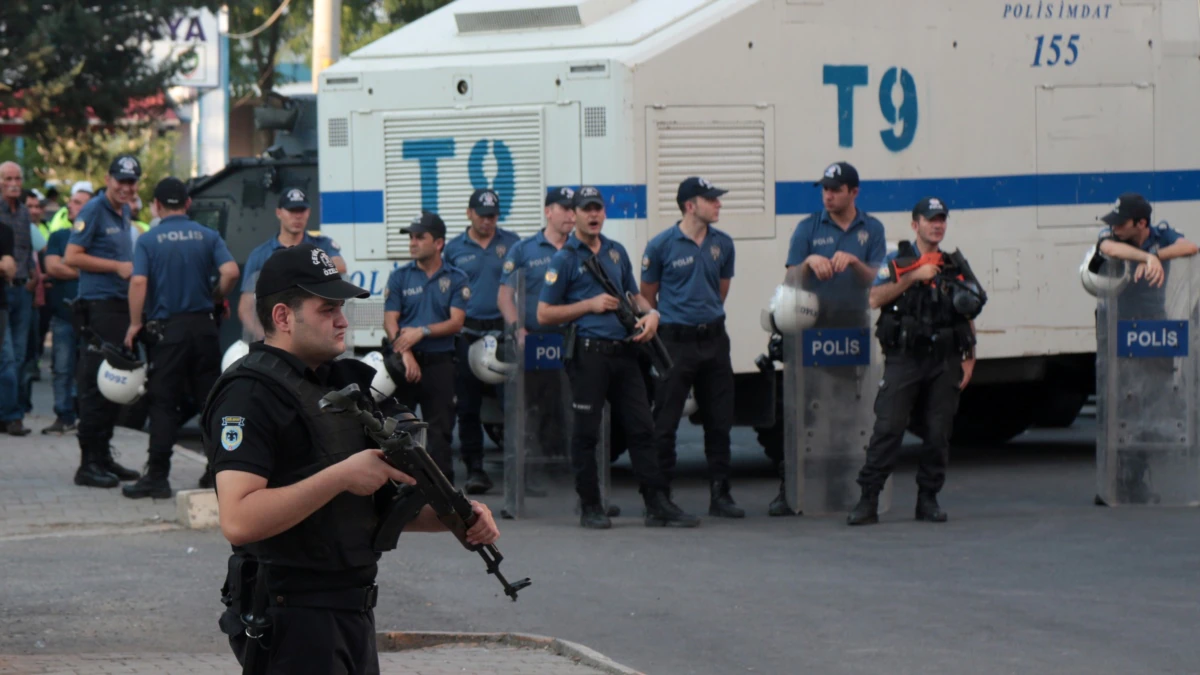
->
xmin=207 ymin=343 xmax=376 ymax=593
xmin=0 ymin=222 xmax=13 ymax=309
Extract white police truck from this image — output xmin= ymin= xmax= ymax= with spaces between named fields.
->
xmin=315 ymin=0 xmax=1200 ymax=444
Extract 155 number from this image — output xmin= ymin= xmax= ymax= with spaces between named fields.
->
xmin=1032 ymin=34 xmax=1081 ymax=67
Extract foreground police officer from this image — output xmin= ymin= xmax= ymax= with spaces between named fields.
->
xmin=203 ymin=243 xmax=498 ymax=675
xmin=384 ymin=212 xmax=468 ymax=483
xmin=237 ymin=188 xmax=345 ymax=340
xmin=768 ymin=162 xmax=886 ymax=514
xmin=444 ymin=189 xmax=521 ymax=494
xmin=641 ymin=177 xmax=741 ymax=518
xmin=121 ymin=178 xmax=240 ymax=499
xmin=538 ymin=186 xmax=698 ymax=529
xmin=63 ymin=155 xmax=144 ymax=488
xmin=848 ymin=197 xmax=976 ymax=525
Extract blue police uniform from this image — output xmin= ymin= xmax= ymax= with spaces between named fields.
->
xmin=500 ymin=230 xmax=561 ymax=332
xmin=241 ymin=232 xmax=342 ymax=293
xmin=69 ymin=193 xmax=133 ymax=301
xmin=540 ymin=234 xmax=640 ymax=341
xmin=641 ymin=222 xmax=739 ymax=503
xmin=785 ymin=210 xmax=886 ymax=312
xmin=383 ymin=261 xmax=469 ymax=480
xmin=444 ymin=228 xmax=520 ymax=322
xmin=129 ymin=213 xmax=236 ymax=495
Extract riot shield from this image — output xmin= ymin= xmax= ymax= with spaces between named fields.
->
xmin=502 ymin=269 xmax=610 ymax=519
xmin=781 ymin=273 xmax=890 ymax=515
xmin=1096 ymin=254 xmax=1200 ymax=506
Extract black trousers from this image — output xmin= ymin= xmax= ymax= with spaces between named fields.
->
xmin=653 ymin=330 xmax=735 ymax=482
xmin=146 ymin=313 xmax=220 ymax=471
xmin=76 ymin=299 xmax=130 ymax=459
xmin=566 ymin=346 xmax=668 ymax=505
xmin=857 ymin=351 xmax=963 ymax=495
xmin=259 ymin=607 xmax=378 ymax=675
xmin=394 ymin=354 xmax=457 ymax=481
xmin=453 ymin=333 xmax=492 ymax=469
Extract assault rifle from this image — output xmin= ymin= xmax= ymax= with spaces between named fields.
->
xmin=889 ymin=241 xmax=988 ymax=319
xmin=318 ymin=384 xmax=532 ymax=601
xmin=581 ymin=254 xmax=674 ymax=379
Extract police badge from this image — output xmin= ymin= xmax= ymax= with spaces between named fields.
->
xmin=710 ymin=245 xmax=721 ymax=261
xmin=503 ymin=260 xmax=515 ymax=273
xmin=609 ymin=249 xmax=620 ymax=264
xmin=220 ymin=416 xmax=245 ymax=451
xmin=857 ymin=231 xmax=869 ymax=246
xmin=496 ymin=245 xmax=507 ymax=258
xmin=439 ymin=277 xmax=451 ymax=293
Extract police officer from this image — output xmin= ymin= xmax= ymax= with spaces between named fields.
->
xmin=443 ymin=189 xmax=520 ymax=494
xmin=1095 ymin=193 xmax=1198 ymax=297
xmin=203 ymin=243 xmax=499 ymax=675
xmin=496 ymin=187 xmax=577 ymax=471
xmin=538 ymin=186 xmax=699 ymax=529
xmin=768 ymin=162 xmax=887 ymax=514
xmin=847 ymin=197 xmax=977 ymax=525
xmin=237 ymin=187 xmax=346 ymax=341
xmin=121 ymin=178 xmax=240 ymax=499
xmin=384 ymin=212 xmax=469 ymax=483
xmin=63 ymin=155 xmax=144 ymax=488
xmin=640 ymin=177 xmax=741 ymax=518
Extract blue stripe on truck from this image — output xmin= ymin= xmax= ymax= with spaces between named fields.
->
xmin=321 ymin=170 xmax=1200 ymax=224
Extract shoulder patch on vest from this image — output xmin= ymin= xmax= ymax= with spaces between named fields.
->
xmin=220 ymin=416 xmax=245 ymax=451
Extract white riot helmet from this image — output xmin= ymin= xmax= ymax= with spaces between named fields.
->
xmin=760 ymin=284 xmax=820 ymax=336
xmin=359 ymin=351 xmax=397 ymax=402
xmin=682 ymin=389 xmax=699 ymax=417
xmin=1080 ymin=244 xmax=1130 ymax=297
xmin=468 ymin=334 xmax=516 ymax=384
xmin=221 ymin=340 xmax=250 ymax=372
xmin=97 ymin=344 xmax=147 ymax=405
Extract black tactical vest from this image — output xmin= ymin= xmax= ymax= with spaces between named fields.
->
xmin=201 ymin=349 xmax=382 ymax=571
xmin=875 ymin=256 xmax=975 ymax=357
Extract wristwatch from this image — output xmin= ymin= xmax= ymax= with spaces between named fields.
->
xmin=421 ymin=326 xmax=432 ymax=338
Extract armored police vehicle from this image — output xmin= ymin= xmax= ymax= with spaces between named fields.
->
xmin=316 ymin=0 xmax=1200 ymax=445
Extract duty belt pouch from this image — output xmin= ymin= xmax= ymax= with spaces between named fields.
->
xmin=218 ymin=553 xmax=260 ymax=664
xmin=563 ymin=324 xmax=578 ymax=364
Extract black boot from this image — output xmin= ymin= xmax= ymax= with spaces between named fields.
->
xmin=709 ymin=480 xmax=746 ymax=518
xmin=847 ymin=491 xmax=880 ymax=526
xmin=579 ymin=503 xmax=612 ymax=529
xmin=574 ymin=498 xmax=621 ymax=518
xmin=99 ymin=445 xmax=141 ymax=482
xmin=915 ymin=490 xmax=948 ymax=522
xmin=123 ymin=457 xmax=172 ymax=500
xmin=768 ymin=462 xmax=798 ymax=516
xmin=74 ymin=446 xmax=119 ymax=489
xmin=644 ymin=489 xmax=700 ymax=528
xmin=464 ymin=463 xmax=493 ymax=495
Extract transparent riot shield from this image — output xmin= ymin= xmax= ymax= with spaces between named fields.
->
xmin=1096 ymin=255 xmax=1200 ymax=506
xmin=502 ymin=269 xmax=609 ymax=519
xmin=782 ymin=274 xmax=890 ymax=515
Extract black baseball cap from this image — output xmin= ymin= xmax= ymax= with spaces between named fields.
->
xmin=574 ymin=186 xmax=605 ymax=209
xmin=468 ymin=188 xmax=500 ymax=217
xmin=109 ymin=155 xmax=142 ymax=181
xmin=1100 ymin=193 xmax=1152 ymax=226
xmin=278 ymin=187 xmax=311 ymax=210
xmin=815 ymin=161 xmax=860 ymax=189
xmin=153 ymin=177 xmax=188 ymax=208
xmin=400 ymin=211 xmax=447 ymax=239
xmin=676 ymin=177 xmax=728 ymax=207
xmin=255 ymin=243 xmax=368 ymax=300
xmin=545 ymin=186 xmax=576 ymax=207
xmin=912 ymin=196 xmax=949 ymax=220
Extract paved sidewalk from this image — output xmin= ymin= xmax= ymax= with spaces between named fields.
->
xmin=0 ymin=646 xmax=615 ymax=674
xmin=0 ymin=412 xmax=207 ymax=539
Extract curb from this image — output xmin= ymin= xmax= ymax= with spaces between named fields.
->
xmin=378 ymin=631 xmax=644 ymax=674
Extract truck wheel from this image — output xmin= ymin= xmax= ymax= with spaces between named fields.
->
xmin=1032 ymin=386 xmax=1088 ymax=428
xmin=950 ymin=383 xmax=1037 ymax=445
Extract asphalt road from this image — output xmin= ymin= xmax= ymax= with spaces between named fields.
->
xmin=5 ymin=380 xmax=1200 ymax=675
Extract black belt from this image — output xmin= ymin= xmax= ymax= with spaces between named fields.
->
xmin=413 ymin=350 xmax=455 ymax=365
xmin=11 ymin=277 xmax=27 ymax=286
xmin=658 ymin=319 xmax=725 ymax=342
xmin=578 ymin=338 xmax=634 ymax=356
xmin=82 ymin=298 xmax=128 ymax=311
xmin=268 ymin=584 xmax=378 ymax=612
xmin=464 ymin=317 xmax=505 ymax=332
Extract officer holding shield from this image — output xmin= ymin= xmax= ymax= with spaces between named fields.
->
xmin=1095 ymin=193 xmax=1197 ymax=296
xmin=848 ymin=197 xmax=980 ymax=525
xmin=443 ymin=189 xmax=521 ymax=495
xmin=641 ymin=177 xmax=741 ymax=518
xmin=384 ymin=212 xmax=468 ymax=483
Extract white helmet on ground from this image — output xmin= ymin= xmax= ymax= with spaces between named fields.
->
xmin=97 ymin=345 xmax=147 ymax=405
xmin=1080 ymin=244 xmax=1130 ymax=297
xmin=682 ymin=389 xmax=699 ymax=417
xmin=469 ymin=334 xmax=516 ymax=384
xmin=221 ymin=340 xmax=250 ymax=372
xmin=760 ymin=284 xmax=820 ymax=335
xmin=359 ymin=351 xmax=397 ymax=402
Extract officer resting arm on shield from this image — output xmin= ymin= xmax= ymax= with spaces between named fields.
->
xmin=847 ymin=197 xmax=979 ymax=527
xmin=1093 ymin=193 xmax=1198 ymax=289
xmin=237 ymin=188 xmax=345 ymax=341
xmin=382 ymin=212 xmax=467 ymax=484
xmin=204 ymin=243 xmax=497 ymax=675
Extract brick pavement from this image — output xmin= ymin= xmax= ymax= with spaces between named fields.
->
xmin=0 ymin=412 xmax=207 ymax=539
xmin=0 ymin=646 xmax=614 ymax=674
